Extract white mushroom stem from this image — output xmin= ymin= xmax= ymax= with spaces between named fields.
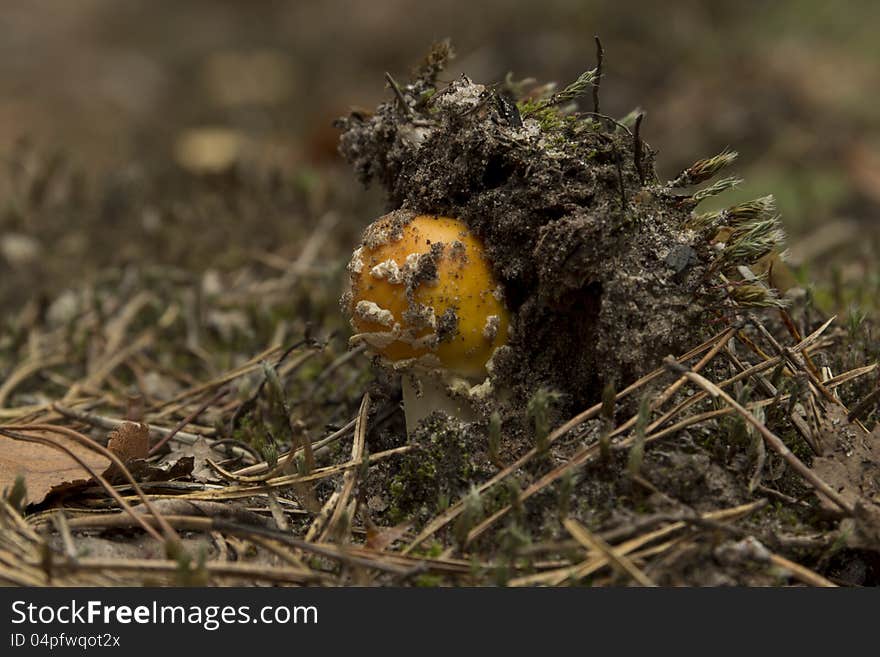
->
xmin=401 ymin=374 xmax=475 ymax=436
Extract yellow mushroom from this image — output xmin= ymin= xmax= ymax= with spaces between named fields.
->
xmin=344 ymin=211 xmax=510 ymax=430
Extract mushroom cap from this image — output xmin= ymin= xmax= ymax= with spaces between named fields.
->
xmin=346 ymin=212 xmax=509 ymax=377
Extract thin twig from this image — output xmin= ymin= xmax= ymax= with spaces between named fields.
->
xmin=849 ymin=386 xmax=880 ymax=423
xmin=633 ymin=113 xmax=645 ymax=185
xmin=385 ymin=72 xmax=413 ymax=118
xmin=149 ymin=387 xmax=228 ymax=455
xmin=51 ymin=557 xmax=320 ymax=584
xmin=592 ymin=36 xmax=604 ymax=115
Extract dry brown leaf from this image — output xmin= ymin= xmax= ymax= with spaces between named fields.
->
xmin=104 ymin=421 xmax=151 ymax=482
xmin=812 ymin=407 xmax=880 ymax=511
xmin=812 ymin=406 xmax=880 ymax=548
xmin=107 ymin=422 xmax=150 ymax=463
xmin=123 ymin=455 xmax=194 ymax=483
xmin=158 ymin=437 xmax=219 ymax=483
xmin=0 ymin=431 xmax=110 ymax=505
xmin=366 ymin=520 xmax=412 ymax=552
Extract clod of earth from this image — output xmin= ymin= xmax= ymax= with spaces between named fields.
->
xmin=337 ymin=43 xmax=786 ymax=418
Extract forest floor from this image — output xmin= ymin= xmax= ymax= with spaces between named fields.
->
xmin=1 ymin=1 xmax=879 ymax=586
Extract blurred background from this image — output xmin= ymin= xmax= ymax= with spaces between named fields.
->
xmin=0 ymin=0 xmax=878 ymax=314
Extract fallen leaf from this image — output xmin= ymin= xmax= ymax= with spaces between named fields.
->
xmin=158 ymin=438 xmax=220 ymax=483
xmin=0 ymin=431 xmax=110 ymax=506
xmin=107 ymin=422 xmax=150 ymax=463
xmin=812 ymin=406 xmax=880 ymax=547
xmin=103 ymin=422 xmax=152 ymax=482
xmin=365 ymin=520 xmax=412 ymax=552
xmin=121 ymin=456 xmax=194 ymax=483
xmin=812 ymin=407 xmax=880 ymax=511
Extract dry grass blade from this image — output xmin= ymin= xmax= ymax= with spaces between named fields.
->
xmin=750 ymin=316 xmax=844 ymax=409
xmin=58 ymin=511 xmax=456 ymax=579
xmin=72 ymin=328 xmax=159 ymax=397
xmin=794 ymin=315 xmax=837 ymax=351
xmin=0 ymin=498 xmax=43 ymax=542
xmin=667 ymin=361 xmax=854 ymax=514
xmin=51 ymin=403 xmax=196 ymax=443
xmin=645 ymin=331 xmax=834 ymax=438
xmin=0 ymin=355 xmax=68 ymax=408
xmin=563 ymin=518 xmax=656 ymax=586
xmin=464 ymin=324 xmax=865 ymax=548
xmin=149 ymin=387 xmax=228 ymax=454
xmin=149 ymin=343 xmax=284 ymax=416
xmin=647 ymin=352 xmax=782 ymax=436
xmin=211 ymin=521 xmax=413 ymax=576
xmin=723 ymin=345 xmax=819 ymax=453
xmin=101 ymin=291 xmax=157 ymax=359
xmin=650 ymin=325 xmax=737 ymax=410
xmin=52 ymin=511 xmax=78 ymax=562
xmin=176 ymin=444 xmax=413 ymax=500
xmin=304 ymin=491 xmax=340 ymax=542
xmin=51 ymin=558 xmax=320 ymax=584
xmin=768 ymin=552 xmax=836 ymax=587
xmin=41 ymin=511 xmax=403 ymax=580
xmin=232 ymin=418 xmax=357 ymax=477
xmin=512 ymin=501 xmax=765 ymax=586
xmin=635 ymin=361 xmax=875 ymax=447
xmin=52 ymin=402 xmax=261 ymax=464
xmin=848 ymin=386 xmax=880 ymax=423
xmin=402 ymin=327 xmax=735 ymax=554
xmin=321 ymin=393 xmax=369 ymax=541
xmin=825 ymin=362 xmax=877 ymax=386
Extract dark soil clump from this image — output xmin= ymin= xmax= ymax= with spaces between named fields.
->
xmin=337 ymin=46 xmax=780 ymax=413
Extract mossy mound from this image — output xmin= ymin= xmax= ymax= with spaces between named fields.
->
xmin=386 ymin=412 xmax=484 ymax=524
xmin=338 ymin=44 xmax=785 ymax=411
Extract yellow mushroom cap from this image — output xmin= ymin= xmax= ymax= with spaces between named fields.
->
xmin=345 ymin=213 xmax=509 ymax=377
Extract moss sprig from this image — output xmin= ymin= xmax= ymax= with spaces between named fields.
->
xmin=669 ymin=149 xmax=739 ymax=188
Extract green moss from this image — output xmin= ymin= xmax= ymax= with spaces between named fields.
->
xmin=413 ymin=573 xmax=444 ymax=587
xmin=386 ymin=414 xmax=477 ymax=525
